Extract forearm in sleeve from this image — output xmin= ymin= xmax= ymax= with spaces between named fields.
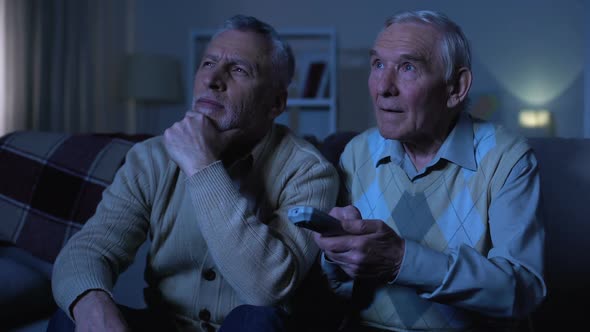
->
xmin=187 ymin=160 xmax=338 ymax=305
xmin=395 ymin=153 xmax=546 ymax=318
xmin=51 ymin=147 xmax=153 ymax=317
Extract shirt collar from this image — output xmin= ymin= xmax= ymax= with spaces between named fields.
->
xmin=373 ymin=112 xmax=477 ymax=171
xmin=439 ymin=112 xmax=476 ymax=171
xmin=373 ymin=132 xmax=398 ymax=168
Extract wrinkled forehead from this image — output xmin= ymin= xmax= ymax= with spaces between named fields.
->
xmin=373 ymin=22 xmax=442 ymax=62
xmin=206 ymin=29 xmax=273 ymax=68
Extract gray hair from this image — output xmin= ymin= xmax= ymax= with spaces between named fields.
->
xmin=212 ymin=14 xmax=295 ymax=90
xmin=384 ymin=10 xmax=471 ymax=83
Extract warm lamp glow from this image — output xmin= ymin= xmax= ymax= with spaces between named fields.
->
xmin=473 ymin=4 xmax=583 ymax=108
xmin=519 ymin=109 xmax=551 ymax=128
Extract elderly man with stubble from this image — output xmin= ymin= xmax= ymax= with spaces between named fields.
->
xmin=48 ymin=15 xmax=338 ymax=332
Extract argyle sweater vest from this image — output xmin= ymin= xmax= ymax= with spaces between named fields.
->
xmin=340 ymin=120 xmax=530 ymax=330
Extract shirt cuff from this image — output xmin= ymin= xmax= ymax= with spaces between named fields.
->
xmin=392 ymin=239 xmax=449 ymax=293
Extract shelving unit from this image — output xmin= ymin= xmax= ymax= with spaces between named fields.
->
xmin=188 ymin=28 xmax=338 ymax=140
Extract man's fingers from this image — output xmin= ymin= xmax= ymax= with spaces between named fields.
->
xmin=340 ymin=218 xmax=382 ymax=235
xmin=184 ymin=110 xmax=203 ymax=120
xmin=315 ymin=220 xmax=385 ymax=252
xmin=324 ymin=252 xmax=379 ymax=277
xmin=342 ymin=205 xmax=362 ymax=220
xmin=317 ymin=235 xmax=355 ymax=253
xmin=329 ymin=205 xmax=361 ymax=221
xmin=325 ymin=249 xmax=396 ymax=279
xmin=184 ymin=111 xmax=220 ymax=130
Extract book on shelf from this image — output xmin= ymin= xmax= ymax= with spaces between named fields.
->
xmin=302 ymin=60 xmax=329 ymax=98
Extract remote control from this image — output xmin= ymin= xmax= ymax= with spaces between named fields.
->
xmin=288 ymin=206 xmax=346 ymax=236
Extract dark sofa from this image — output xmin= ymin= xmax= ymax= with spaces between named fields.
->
xmin=1 ymin=129 xmax=588 ymax=332
xmin=0 ymin=131 xmax=151 ymax=331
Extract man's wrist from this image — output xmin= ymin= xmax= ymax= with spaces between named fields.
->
xmin=71 ymin=289 xmax=113 ymax=321
xmin=182 ymin=159 xmax=221 ymax=177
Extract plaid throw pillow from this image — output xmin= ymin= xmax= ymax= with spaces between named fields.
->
xmin=0 ymin=131 xmax=150 ymax=263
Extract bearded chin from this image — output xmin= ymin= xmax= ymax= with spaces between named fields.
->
xmin=214 ymin=121 xmax=232 ymax=132
xmin=213 ymin=116 xmax=241 ymax=132
xmin=191 ymin=108 xmax=232 ymax=132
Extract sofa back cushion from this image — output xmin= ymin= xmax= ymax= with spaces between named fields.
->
xmin=526 ymin=137 xmax=590 ymax=326
xmin=0 ymin=131 xmax=150 ymax=263
xmin=527 ymin=138 xmax=590 ymax=288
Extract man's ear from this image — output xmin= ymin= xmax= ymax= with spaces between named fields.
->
xmin=446 ymin=67 xmax=472 ymax=108
xmin=268 ymin=89 xmax=287 ymax=120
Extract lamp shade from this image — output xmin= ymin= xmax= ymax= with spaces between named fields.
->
xmin=122 ymin=53 xmax=184 ymax=104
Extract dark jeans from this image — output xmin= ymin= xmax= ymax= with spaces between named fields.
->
xmin=45 ymin=305 xmax=175 ymax=332
xmin=218 ymin=304 xmax=291 ymax=332
xmin=47 ymin=304 xmax=291 ymax=332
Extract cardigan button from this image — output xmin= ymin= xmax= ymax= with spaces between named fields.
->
xmin=199 ymin=308 xmax=211 ymax=321
xmin=202 ymin=268 xmax=216 ymax=281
